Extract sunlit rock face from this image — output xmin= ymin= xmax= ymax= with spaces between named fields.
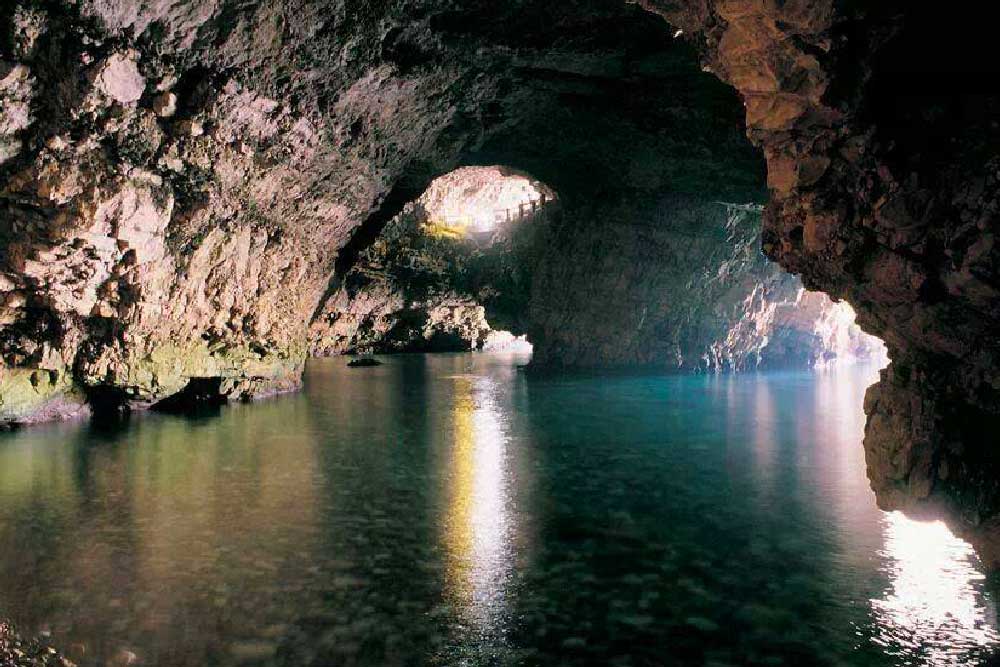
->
xmin=420 ymin=166 xmax=553 ymax=234
xmin=761 ymin=291 xmax=888 ymax=370
xmin=309 ymin=167 xmax=550 ymax=355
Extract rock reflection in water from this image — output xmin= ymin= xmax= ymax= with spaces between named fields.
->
xmin=0 ymin=398 xmax=323 ymax=666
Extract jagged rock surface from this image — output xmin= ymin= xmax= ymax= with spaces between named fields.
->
xmin=316 ymin=197 xmax=881 ymax=371
xmin=528 ymin=200 xmax=883 ymax=371
xmin=308 ymin=203 xmax=498 ymax=355
xmin=1 ymin=0 xmax=763 ymax=423
xmin=528 ymin=201 xmax=783 ymax=369
xmin=0 ymin=621 xmax=73 ymax=667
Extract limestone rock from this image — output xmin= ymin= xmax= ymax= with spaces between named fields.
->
xmin=91 ymin=52 xmax=145 ymax=105
xmin=152 ymin=91 xmax=177 ymax=118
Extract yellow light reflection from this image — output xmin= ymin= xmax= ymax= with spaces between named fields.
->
xmin=443 ymin=376 xmax=512 ymax=631
xmin=872 ymin=511 xmax=1000 ymax=663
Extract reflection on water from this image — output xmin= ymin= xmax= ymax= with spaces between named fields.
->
xmin=0 ymin=354 xmax=998 ymax=666
xmin=873 ymin=512 xmax=999 ymax=665
xmin=443 ymin=376 xmax=513 ymax=639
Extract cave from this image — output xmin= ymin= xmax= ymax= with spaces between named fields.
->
xmin=2 ymin=1 xmax=1000 ymax=666
xmin=309 ymin=165 xmax=552 ymax=356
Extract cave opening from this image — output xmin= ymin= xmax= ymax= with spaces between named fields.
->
xmin=307 ymin=161 xmax=890 ymax=371
xmin=309 ymin=165 xmax=557 ymax=357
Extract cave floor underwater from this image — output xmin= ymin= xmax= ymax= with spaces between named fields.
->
xmin=1 ymin=351 xmax=997 ymax=667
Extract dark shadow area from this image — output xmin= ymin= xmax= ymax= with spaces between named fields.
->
xmin=151 ymin=377 xmax=227 ymax=416
xmin=865 ymin=2 xmax=1000 ymax=187
xmin=83 ymin=385 xmax=132 ymax=428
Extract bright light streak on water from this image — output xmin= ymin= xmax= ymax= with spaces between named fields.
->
xmin=443 ymin=376 xmax=513 ymax=638
xmin=872 ymin=512 xmax=999 ymax=665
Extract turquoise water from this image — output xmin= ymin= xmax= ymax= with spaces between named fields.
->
xmin=0 ymin=353 xmax=997 ymax=666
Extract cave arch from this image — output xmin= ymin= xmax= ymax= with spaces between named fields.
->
xmin=308 ymin=165 xmax=557 ymax=356
xmin=294 ymin=2 xmax=888 ymax=373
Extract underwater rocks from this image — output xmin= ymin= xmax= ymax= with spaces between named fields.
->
xmin=0 ymin=622 xmax=74 ymax=667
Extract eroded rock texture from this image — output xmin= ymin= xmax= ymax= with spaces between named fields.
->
xmin=1 ymin=0 xmax=763 ymax=423
xmin=529 ymin=200 xmax=790 ymax=369
xmin=308 ymin=200 xmax=542 ymax=355
xmin=315 ymin=194 xmax=882 ymax=372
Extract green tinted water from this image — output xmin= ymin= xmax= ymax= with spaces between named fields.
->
xmin=0 ymin=353 xmax=996 ymax=666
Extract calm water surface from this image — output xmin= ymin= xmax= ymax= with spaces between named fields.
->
xmin=1 ymin=353 xmax=997 ymax=666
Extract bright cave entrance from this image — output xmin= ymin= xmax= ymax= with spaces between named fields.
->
xmin=309 ymin=166 xmax=557 ymax=357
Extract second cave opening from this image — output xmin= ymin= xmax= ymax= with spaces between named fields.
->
xmin=308 ymin=166 xmax=555 ymax=357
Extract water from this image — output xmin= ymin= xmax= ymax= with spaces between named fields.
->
xmin=1 ymin=353 xmax=997 ymax=667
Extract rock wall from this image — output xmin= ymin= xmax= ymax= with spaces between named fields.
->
xmin=2 ymin=0 xmax=764 ymax=424
xmin=761 ymin=291 xmax=887 ymax=369
xmin=308 ymin=202 xmax=515 ymax=355
xmin=1 ymin=620 xmax=73 ymax=667
xmin=315 ymin=195 xmax=883 ymax=373
xmin=528 ymin=200 xmax=884 ymax=371
xmin=309 ymin=166 xmax=549 ymax=355
xmin=528 ymin=200 xmax=781 ymax=369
